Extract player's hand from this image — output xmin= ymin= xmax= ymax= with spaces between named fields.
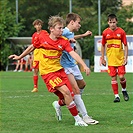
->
xmin=123 ymin=58 xmax=127 ymax=65
xmin=83 ymin=66 xmax=91 ymax=76
xmin=101 ymin=58 xmax=106 ymax=66
xmin=8 ymin=54 xmax=20 ymax=60
xmin=83 ymin=30 xmax=92 ymax=37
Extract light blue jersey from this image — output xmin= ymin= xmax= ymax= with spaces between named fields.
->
xmin=60 ymin=27 xmax=76 ymax=68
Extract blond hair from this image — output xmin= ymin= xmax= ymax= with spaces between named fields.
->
xmin=48 ymin=15 xmax=64 ymax=29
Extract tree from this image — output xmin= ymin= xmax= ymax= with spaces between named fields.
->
xmin=0 ymin=0 xmax=24 ymax=70
xmin=15 ymin=0 xmax=69 ymax=36
xmin=1 ymin=0 xmax=133 ymax=70
xmin=117 ymin=3 xmax=133 ymax=34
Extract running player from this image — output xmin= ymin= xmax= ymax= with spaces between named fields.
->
xmin=8 ymin=15 xmax=91 ymax=126
xmin=57 ymin=12 xmax=99 ymax=125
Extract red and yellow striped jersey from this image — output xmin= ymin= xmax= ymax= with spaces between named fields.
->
xmin=102 ymin=27 xmax=127 ymax=66
xmin=33 ymin=35 xmax=73 ymax=75
xmin=32 ymin=30 xmax=49 ymax=61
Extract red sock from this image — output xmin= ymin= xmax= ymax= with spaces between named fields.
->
xmin=58 ymin=99 xmax=65 ymax=106
xmin=67 ymin=101 xmax=78 ymax=116
xmin=111 ymin=80 xmax=118 ymax=94
xmin=120 ymin=78 xmax=126 ymax=89
xmin=33 ymin=76 xmax=38 ymax=88
xmin=25 ymin=68 xmax=28 ymax=71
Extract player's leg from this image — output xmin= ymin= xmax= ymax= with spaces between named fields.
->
xmin=109 ymin=66 xmax=120 ymax=102
xmin=18 ymin=59 xmax=24 ymax=72
xmin=118 ymin=66 xmax=129 ymax=101
xmin=43 ymin=69 xmax=87 ymax=126
xmin=76 ymin=79 xmax=86 ymax=95
xmin=52 ymin=91 xmax=65 ymax=121
xmin=24 ymin=58 xmax=29 ymax=71
xmin=67 ymin=73 xmax=99 ymax=124
xmin=29 ymin=55 xmax=33 ymax=71
xmin=56 ymin=85 xmax=88 ymax=126
xmin=14 ymin=60 xmax=20 ymax=72
xmin=31 ymin=61 xmax=39 ymax=92
xmin=70 ymin=65 xmax=86 ymax=95
xmin=32 ymin=68 xmax=39 ymax=92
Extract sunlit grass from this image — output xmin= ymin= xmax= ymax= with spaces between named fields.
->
xmin=0 ymin=71 xmax=133 ymax=133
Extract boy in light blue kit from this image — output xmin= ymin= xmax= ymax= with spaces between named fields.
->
xmin=52 ymin=13 xmax=99 ymax=125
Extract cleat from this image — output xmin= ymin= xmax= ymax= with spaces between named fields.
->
xmin=52 ymin=101 xmax=62 ymax=121
xmin=31 ymin=88 xmax=38 ymax=92
xmin=75 ymin=118 xmax=88 ymax=126
xmin=122 ymin=91 xmax=129 ymax=101
xmin=114 ymin=97 xmax=120 ymax=103
xmin=13 ymin=69 xmax=17 ymax=72
xmin=18 ymin=70 xmax=23 ymax=72
xmin=83 ymin=116 xmax=99 ymax=125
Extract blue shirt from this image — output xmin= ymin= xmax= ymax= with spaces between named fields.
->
xmin=60 ymin=27 xmax=76 ymax=68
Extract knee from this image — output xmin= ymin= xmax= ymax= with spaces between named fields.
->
xmin=78 ymin=81 xmax=86 ymax=89
xmin=119 ymin=75 xmax=125 ymax=81
xmin=34 ymin=69 xmax=39 ymax=75
xmin=62 ymin=89 xmax=71 ymax=97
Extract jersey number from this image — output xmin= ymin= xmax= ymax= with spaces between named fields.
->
xmin=49 ymin=77 xmax=62 ymax=88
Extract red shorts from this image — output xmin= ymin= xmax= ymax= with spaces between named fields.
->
xmin=108 ymin=66 xmax=126 ymax=77
xmin=41 ymin=69 xmax=74 ymax=99
xmin=32 ymin=61 xmax=39 ymax=69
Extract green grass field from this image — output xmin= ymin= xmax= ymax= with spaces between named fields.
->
xmin=0 ymin=71 xmax=133 ymax=133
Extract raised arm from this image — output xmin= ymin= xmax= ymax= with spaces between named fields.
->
xmin=74 ymin=30 xmax=92 ymax=39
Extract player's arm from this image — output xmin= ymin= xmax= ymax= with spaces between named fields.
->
xmin=101 ymin=45 xmax=106 ymax=66
xmin=74 ymin=30 xmax=92 ymax=39
xmin=8 ymin=44 xmax=35 ymax=60
xmin=69 ymin=38 xmax=76 ymax=43
xmin=69 ymin=51 xmax=90 ymax=76
xmin=123 ymin=45 xmax=128 ymax=65
xmin=121 ymin=31 xmax=128 ymax=65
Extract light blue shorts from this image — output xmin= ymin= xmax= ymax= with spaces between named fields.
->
xmin=64 ymin=65 xmax=83 ymax=80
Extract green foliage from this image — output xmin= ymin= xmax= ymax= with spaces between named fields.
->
xmin=0 ymin=0 xmax=24 ymax=70
xmin=117 ymin=3 xmax=133 ymax=34
xmin=16 ymin=0 xmax=69 ymax=36
xmin=1 ymin=0 xmax=133 ymax=70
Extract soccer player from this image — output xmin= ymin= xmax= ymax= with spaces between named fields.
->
xmin=57 ymin=13 xmax=99 ymax=124
xmin=31 ymin=19 xmax=49 ymax=92
xmin=101 ymin=14 xmax=129 ymax=103
xmin=8 ymin=15 xmax=91 ymax=126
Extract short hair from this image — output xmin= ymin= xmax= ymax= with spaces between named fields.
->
xmin=107 ymin=14 xmax=117 ymax=21
xmin=32 ymin=19 xmax=43 ymax=26
xmin=48 ymin=15 xmax=64 ymax=29
xmin=66 ymin=13 xmax=81 ymax=26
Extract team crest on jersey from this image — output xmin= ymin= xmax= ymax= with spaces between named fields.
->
xmin=117 ymin=34 xmax=121 ymax=37
xmin=107 ymin=34 xmax=110 ymax=37
xmin=58 ymin=45 xmax=63 ymax=49
xmin=43 ymin=41 xmax=48 ymax=44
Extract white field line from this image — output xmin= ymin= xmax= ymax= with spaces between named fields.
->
xmin=1 ymin=92 xmax=133 ymax=99
xmin=1 ymin=94 xmax=53 ymax=99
